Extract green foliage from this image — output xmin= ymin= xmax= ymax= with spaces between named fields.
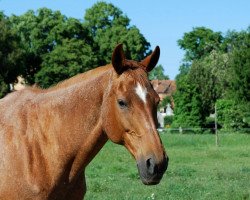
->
xmin=164 ymin=115 xmax=173 ymax=126
xmin=227 ymin=29 xmax=250 ymax=102
xmin=189 ymin=50 xmax=230 ymax=117
xmin=216 ymin=99 xmax=250 ymax=131
xmin=0 ymin=75 xmax=9 ymax=98
xmin=172 ymin=67 xmax=203 ymax=128
xmin=35 ymin=38 xmax=97 ymax=88
xmin=159 ymin=95 xmax=171 ymax=109
xmin=83 ymin=2 xmax=150 ymax=65
xmin=174 ymin=26 xmax=250 ymax=130
xmin=4 ymin=3 xmax=151 ymax=89
xmin=10 ymin=9 xmax=63 ymax=84
xmin=10 ymin=8 xmax=94 ymax=86
xmin=149 ymin=64 xmax=169 ymax=80
xmin=215 ymin=29 xmax=250 ymax=131
xmin=174 ymin=27 xmax=227 ymax=128
xmin=173 ymin=54 xmax=229 ymax=129
xmin=84 ymin=1 xmax=130 ymax=36
xmin=0 ymin=12 xmax=25 ymax=95
xmin=178 ymin=27 xmax=223 ymax=61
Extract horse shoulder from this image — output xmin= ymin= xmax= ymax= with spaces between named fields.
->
xmin=0 ymin=89 xmax=53 ymax=198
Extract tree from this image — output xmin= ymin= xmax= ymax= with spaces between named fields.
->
xmin=178 ymin=27 xmax=223 ymax=62
xmin=216 ymin=99 xmax=250 ymax=131
xmin=173 ymin=50 xmax=230 ymax=128
xmin=10 ymin=9 xmax=63 ymax=84
xmin=188 ymin=50 xmax=230 ymax=118
xmin=35 ymin=38 xmax=97 ymax=88
xmin=173 ymin=51 xmax=228 ymax=128
xmin=227 ymin=28 xmax=250 ymax=102
xmin=0 ymin=12 xmax=25 ymax=98
xmin=0 ymin=76 xmax=9 ymax=98
xmin=10 ymin=5 xmax=151 ymax=88
xmin=10 ymin=8 xmax=95 ymax=87
xmin=221 ymin=28 xmax=250 ymax=131
xmin=174 ymin=26 xmax=250 ymax=130
xmin=172 ymin=65 xmax=203 ymax=128
xmin=149 ymin=64 xmax=169 ymax=80
xmin=83 ymin=2 xmax=151 ymax=66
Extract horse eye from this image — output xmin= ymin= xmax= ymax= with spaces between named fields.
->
xmin=118 ymin=99 xmax=127 ymax=109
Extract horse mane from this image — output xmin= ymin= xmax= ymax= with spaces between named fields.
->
xmin=48 ymin=61 xmax=148 ymax=91
xmin=15 ymin=61 xmax=148 ymax=96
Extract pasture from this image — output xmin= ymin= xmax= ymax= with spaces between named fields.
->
xmin=85 ymin=133 xmax=250 ymax=200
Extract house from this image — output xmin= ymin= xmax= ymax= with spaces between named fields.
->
xmin=13 ymin=76 xmax=26 ymax=91
xmin=151 ymin=80 xmax=176 ymax=128
xmin=151 ymin=79 xmax=176 ymax=110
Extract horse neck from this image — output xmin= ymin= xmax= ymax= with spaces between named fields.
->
xmin=36 ymin=65 xmax=112 ymax=182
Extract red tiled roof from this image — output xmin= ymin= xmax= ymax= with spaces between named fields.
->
xmin=151 ymin=80 xmax=176 ymax=95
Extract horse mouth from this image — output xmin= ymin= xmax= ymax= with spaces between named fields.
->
xmin=140 ymin=174 xmax=162 ymax=185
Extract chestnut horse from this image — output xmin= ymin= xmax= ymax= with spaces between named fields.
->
xmin=0 ymin=44 xmax=168 ymax=199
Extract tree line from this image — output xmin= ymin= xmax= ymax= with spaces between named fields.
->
xmin=172 ymin=26 xmax=250 ymax=132
xmin=0 ymin=2 xmax=152 ymax=97
xmin=1 ymin=2 xmax=249 ymax=131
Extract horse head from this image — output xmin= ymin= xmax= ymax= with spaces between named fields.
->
xmin=102 ymin=44 xmax=168 ymax=185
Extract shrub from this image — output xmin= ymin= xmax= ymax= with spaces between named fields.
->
xmin=216 ymin=99 xmax=250 ymax=132
xmin=0 ymin=76 xmax=9 ymax=98
xmin=164 ymin=116 xmax=173 ymax=127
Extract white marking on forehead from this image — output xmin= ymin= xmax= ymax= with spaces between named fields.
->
xmin=135 ymin=83 xmax=147 ymax=103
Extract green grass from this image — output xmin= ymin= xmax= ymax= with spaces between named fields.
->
xmin=85 ymin=133 xmax=250 ymax=200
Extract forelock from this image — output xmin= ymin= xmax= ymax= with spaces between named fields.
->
xmin=122 ymin=67 xmax=148 ymax=87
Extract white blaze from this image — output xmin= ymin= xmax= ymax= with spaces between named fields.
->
xmin=135 ymin=83 xmax=147 ymax=103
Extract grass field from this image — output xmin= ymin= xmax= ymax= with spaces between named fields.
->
xmin=85 ymin=133 xmax=250 ymax=200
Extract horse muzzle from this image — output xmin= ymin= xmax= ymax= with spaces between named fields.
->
xmin=137 ymin=155 xmax=169 ymax=185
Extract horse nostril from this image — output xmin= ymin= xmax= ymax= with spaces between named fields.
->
xmin=146 ymin=158 xmax=151 ymax=168
xmin=146 ymin=158 xmax=158 ymax=175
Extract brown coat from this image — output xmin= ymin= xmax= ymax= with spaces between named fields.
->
xmin=0 ymin=45 xmax=168 ymax=199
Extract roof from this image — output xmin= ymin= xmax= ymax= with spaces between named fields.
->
xmin=151 ymin=80 xmax=176 ymax=95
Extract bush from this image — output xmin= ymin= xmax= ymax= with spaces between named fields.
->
xmin=0 ymin=76 xmax=9 ymax=98
xmin=164 ymin=116 xmax=173 ymax=127
xmin=216 ymin=99 xmax=250 ymax=132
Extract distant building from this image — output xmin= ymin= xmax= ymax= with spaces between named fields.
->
xmin=13 ymin=76 xmax=26 ymax=91
xmin=151 ymin=79 xmax=176 ymax=110
xmin=151 ymin=80 xmax=176 ymax=101
xmin=151 ymin=80 xmax=176 ymax=128
xmin=165 ymin=103 xmax=174 ymax=116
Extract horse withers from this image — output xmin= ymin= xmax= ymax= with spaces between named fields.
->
xmin=0 ymin=44 xmax=168 ymax=199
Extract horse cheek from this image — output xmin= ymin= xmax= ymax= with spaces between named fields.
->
xmin=102 ymin=107 xmax=124 ymax=144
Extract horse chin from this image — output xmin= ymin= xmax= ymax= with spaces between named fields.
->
xmin=140 ymin=177 xmax=161 ymax=185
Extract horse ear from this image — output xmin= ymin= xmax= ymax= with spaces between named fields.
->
xmin=112 ymin=44 xmax=126 ymax=75
xmin=140 ymin=46 xmax=160 ymax=72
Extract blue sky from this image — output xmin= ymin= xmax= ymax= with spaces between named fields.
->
xmin=1 ymin=0 xmax=249 ymax=79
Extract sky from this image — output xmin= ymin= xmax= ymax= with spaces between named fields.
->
xmin=1 ymin=0 xmax=249 ymax=79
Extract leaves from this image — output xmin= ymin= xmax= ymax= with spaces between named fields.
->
xmin=227 ymin=29 xmax=250 ymax=102
xmin=178 ymin=27 xmax=223 ymax=62
xmin=0 ymin=12 xmax=24 ymax=82
xmin=0 ymin=2 xmax=151 ymax=90
xmin=84 ymin=2 xmax=150 ymax=65
xmin=35 ymin=38 xmax=97 ymax=88
xmin=174 ymin=26 xmax=250 ymax=130
xmin=0 ymin=12 xmax=25 ymax=97
xmin=10 ymin=8 xmax=94 ymax=85
xmin=149 ymin=64 xmax=169 ymax=80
